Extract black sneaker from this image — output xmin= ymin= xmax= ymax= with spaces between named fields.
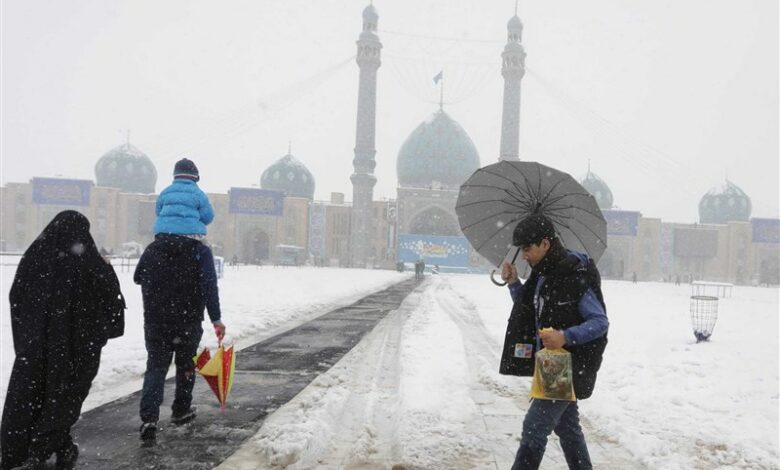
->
xmin=139 ymin=421 xmax=157 ymax=444
xmin=171 ymin=406 xmax=197 ymax=425
xmin=55 ymin=443 xmax=79 ymax=470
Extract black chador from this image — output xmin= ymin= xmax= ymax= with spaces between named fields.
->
xmin=1 ymin=211 xmax=125 ymax=469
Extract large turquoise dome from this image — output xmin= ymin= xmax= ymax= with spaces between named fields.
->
xmin=699 ymin=180 xmax=751 ymax=224
xmin=94 ymin=143 xmax=157 ymax=194
xmin=580 ymin=170 xmax=614 ymax=210
xmin=260 ymin=153 xmax=315 ymax=199
xmin=396 ymin=110 xmax=480 ymax=189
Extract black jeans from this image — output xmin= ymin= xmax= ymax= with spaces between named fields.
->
xmin=139 ymin=323 xmax=203 ymax=423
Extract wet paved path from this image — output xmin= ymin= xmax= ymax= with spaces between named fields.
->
xmin=71 ymin=277 xmax=418 ymax=469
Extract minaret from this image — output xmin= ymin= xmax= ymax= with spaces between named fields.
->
xmin=350 ymin=3 xmax=382 ymax=267
xmin=498 ymin=13 xmax=526 ymax=161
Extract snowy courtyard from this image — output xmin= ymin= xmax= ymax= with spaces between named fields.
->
xmin=1 ymin=264 xmax=777 ymax=469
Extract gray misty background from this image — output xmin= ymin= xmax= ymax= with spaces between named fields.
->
xmin=1 ymin=0 xmax=777 ymax=224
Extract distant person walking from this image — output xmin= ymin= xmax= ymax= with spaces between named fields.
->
xmin=154 ymin=158 xmax=214 ymax=243
xmin=134 ymin=234 xmax=226 ymax=444
xmin=499 ymin=214 xmax=608 ymax=470
xmin=1 ymin=211 xmax=125 ymax=470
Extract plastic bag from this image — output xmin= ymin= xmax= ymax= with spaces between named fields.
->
xmin=530 ymin=347 xmax=576 ymax=401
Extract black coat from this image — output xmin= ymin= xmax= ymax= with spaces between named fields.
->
xmin=499 ymin=244 xmax=607 ymax=399
xmin=134 ymin=234 xmax=221 ymax=325
xmin=1 ymin=211 xmax=125 ymax=468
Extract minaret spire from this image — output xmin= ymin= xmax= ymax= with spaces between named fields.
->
xmin=435 ymin=70 xmax=444 ymax=110
xmin=498 ymin=10 xmax=526 ymax=161
xmin=350 ymin=3 xmax=382 ymax=267
xmin=439 ymin=78 xmax=444 ymax=110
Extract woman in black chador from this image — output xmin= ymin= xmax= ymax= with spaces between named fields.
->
xmin=1 ymin=211 xmax=125 ymax=470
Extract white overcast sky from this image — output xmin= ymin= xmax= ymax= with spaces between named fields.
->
xmin=1 ymin=0 xmax=777 ymax=223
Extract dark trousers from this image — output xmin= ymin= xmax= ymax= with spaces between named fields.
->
xmin=139 ymin=323 xmax=203 ymax=423
xmin=511 ymin=399 xmax=592 ymax=470
xmin=1 ymin=346 xmax=101 ymax=469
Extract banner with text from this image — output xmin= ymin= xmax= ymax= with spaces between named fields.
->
xmin=229 ymin=188 xmax=284 ymax=216
xmin=603 ymin=210 xmax=640 ymax=236
xmin=308 ymin=203 xmax=327 ymax=257
xmin=32 ymin=177 xmax=92 ymax=207
xmin=398 ymin=234 xmax=470 ymax=267
xmin=752 ymin=218 xmax=780 ymax=244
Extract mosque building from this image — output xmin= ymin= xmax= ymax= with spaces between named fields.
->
xmin=1 ymin=4 xmax=778 ymax=284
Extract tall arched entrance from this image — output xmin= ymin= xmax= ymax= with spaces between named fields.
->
xmin=408 ymin=206 xmax=459 ymax=236
xmin=244 ymin=229 xmax=270 ymax=264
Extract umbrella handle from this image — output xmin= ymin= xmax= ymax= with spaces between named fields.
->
xmin=490 ymin=270 xmax=508 ymax=287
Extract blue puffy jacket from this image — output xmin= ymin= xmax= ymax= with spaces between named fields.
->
xmin=153 ymin=179 xmax=214 ymax=235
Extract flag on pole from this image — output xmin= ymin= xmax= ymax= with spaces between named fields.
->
xmin=433 ymin=70 xmax=443 ymax=84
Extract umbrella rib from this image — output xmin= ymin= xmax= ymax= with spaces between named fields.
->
xmin=460 ymin=210 xmax=519 ymax=231
xmin=504 ymin=163 xmax=542 ymax=206
xmin=507 ymin=182 xmax=537 ymax=207
xmin=555 ymin=219 xmax=591 ymax=252
xmin=556 ymin=217 xmax=608 ymax=250
xmin=475 ymin=214 xmax=524 ymax=251
xmin=541 ymin=192 xmax=580 ymax=209
xmin=538 ymin=177 xmax=573 ymax=206
xmin=456 ymin=198 xmax=518 ymax=209
xmin=536 ymin=164 xmax=543 ymax=210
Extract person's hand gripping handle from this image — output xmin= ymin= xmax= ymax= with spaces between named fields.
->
xmin=213 ymin=320 xmax=226 ymax=343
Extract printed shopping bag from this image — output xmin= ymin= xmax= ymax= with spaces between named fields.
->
xmin=530 ymin=347 xmax=576 ymax=401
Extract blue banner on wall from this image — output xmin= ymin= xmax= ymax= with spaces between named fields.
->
xmin=31 ymin=177 xmax=92 ymax=206
xmin=752 ymin=218 xmax=780 ymax=244
xmin=398 ymin=234 xmax=470 ymax=267
xmin=229 ymin=188 xmax=284 ymax=216
xmin=603 ymin=210 xmax=640 ymax=236
xmin=308 ymin=203 xmax=327 ymax=257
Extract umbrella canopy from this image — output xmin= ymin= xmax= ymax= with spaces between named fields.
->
xmin=456 ymin=161 xmax=607 ymax=268
xmin=194 ymin=344 xmax=236 ymax=410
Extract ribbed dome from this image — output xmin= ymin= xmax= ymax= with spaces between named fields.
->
xmin=580 ymin=170 xmax=614 ymax=210
xmin=260 ymin=153 xmax=315 ymax=199
xmin=95 ymin=143 xmax=157 ymax=194
xmin=396 ymin=110 xmax=480 ymax=189
xmin=699 ymin=180 xmax=751 ymax=224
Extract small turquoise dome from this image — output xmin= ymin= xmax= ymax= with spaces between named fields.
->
xmin=580 ymin=170 xmax=613 ymax=210
xmin=260 ymin=153 xmax=315 ymax=199
xmin=396 ymin=110 xmax=480 ymax=189
xmin=95 ymin=143 xmax=157 ymax=194
xmin=699 ymin=180 xmax=751 ymax=224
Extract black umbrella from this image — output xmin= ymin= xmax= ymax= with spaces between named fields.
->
xmin=456 ymin=161 xmax=606 ymax=282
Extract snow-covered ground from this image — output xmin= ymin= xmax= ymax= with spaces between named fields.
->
xmin=0 ymin=262 xmax=409 ymax=409
xmin=216 ymin=275 xmax=779 ymax=470
xmin=1 ymin=263 xmax=778 ymax=468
